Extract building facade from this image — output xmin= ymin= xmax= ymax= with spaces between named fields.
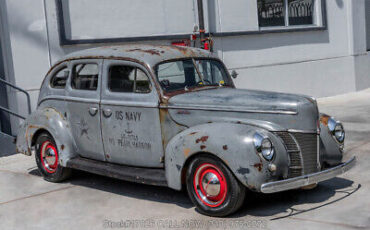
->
xmin=0 ymin=0 xmax=370 ymax=135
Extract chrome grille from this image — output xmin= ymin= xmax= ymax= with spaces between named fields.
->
xmin=293 ymin=133 xmax=318 ymax=174
xmin=275 ymin=132 xmax=302 ymax=178
xmin=276 ymin=132 xmax=318 ymax=178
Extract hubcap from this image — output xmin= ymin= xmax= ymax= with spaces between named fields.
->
xmin=40 ymin=141 xmax=58 ymax=174
xmin=193 ymin=163 xmax=227 ymax=207
xmin=201 ymin=172 xmax=221 ymax=196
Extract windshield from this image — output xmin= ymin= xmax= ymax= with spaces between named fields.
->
xmin=155 ymin=58 xmax=232 ymax=92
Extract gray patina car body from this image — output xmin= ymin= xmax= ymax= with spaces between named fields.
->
xmin=16 ymin=45 xmax=355 ymax=216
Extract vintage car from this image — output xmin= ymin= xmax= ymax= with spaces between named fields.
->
xmin=16 ymin=45 xmax=355 ymax=217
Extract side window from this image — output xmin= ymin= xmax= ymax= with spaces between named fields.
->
xmin=135 ymin=69 xmax=151 ymax=93
xmin=108 ymin=66 xmax=151 ymax=93
xmin=72 ymin=64 xmax=99 ymax=91
xmin=50 ymin=67 xmax=69 ymax=89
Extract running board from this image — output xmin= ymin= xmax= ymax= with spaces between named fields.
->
xmin=66 ymin=157 xmax=167 ymax=187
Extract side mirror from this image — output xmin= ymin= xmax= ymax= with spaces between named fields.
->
xmin=231 ymin=70 xmax=238 ymax=79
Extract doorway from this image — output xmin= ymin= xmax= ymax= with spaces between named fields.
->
xmin=0 ymin=33 xmax=11 ymax=135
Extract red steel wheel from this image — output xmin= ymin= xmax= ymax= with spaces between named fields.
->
xmin=193 ymin=163 xmax=228 ymax=207
xmin=186 ymin=155 xmax=246 ymax=217
xmin=35 ymin=132 xmax=72 ymax=182
xmin=40 ymin=141 xmax=59 ymax=174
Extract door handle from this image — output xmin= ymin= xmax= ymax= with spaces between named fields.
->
xmin=88 ymin=107 xmax=98 ymax=116
xmin=103 ymin=109 xmax=112 ymax=118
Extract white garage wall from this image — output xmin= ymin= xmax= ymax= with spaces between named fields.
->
xmin=3 ymin=0 xmax=50 ymax=91
xmin=214 ymin=0 xmax=259 ymax=32
xmin=63 ymin=0 xmax=199 ymax=40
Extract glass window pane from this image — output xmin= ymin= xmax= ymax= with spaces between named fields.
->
xmin=157 ymin=60 xmax=201 ymax=91
xmin=135 ymin=69 xmax=151 ymax=93
xmin=195 ymin=60 xmax=229 ymax=86
xmin=109 ymin=66 xmax=135 ymax=93
xmin=157 ymin=61 xmax=186 ymax=84
xmin=50 ymin=67 xmax=69 ymax=89
xmin=288 ymin=0 xmax=314 ymax=25
xmin=258 ymin=0 xmax=285 ymax=27
xmin=72 ymin=64 xmax=99 ymax=91
xmin=156 ymin=59 xmax=231 ymax=92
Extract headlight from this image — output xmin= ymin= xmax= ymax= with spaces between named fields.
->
xmin=253 ymin=133 xmax=275 ymax=161
xmin=328 ymin=117 xmax=345 ymax=143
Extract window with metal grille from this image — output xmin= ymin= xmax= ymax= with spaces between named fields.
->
xmin=257 ymin=0 xmax=316 ymax=27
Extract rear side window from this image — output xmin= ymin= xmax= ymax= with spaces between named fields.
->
xmin=50 ymin=67 xmax=69 ymax=89
xmin=109 ymin=66 xmax=151 ymax=93
xmin=72 ymin=64 xmax=99 ymax=91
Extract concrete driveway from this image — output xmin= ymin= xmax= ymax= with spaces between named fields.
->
xmin=1 ymin=90 xmax=370 ymax=230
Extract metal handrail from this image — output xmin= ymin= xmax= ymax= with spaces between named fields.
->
xmin=0 ymin=106 xmax=25 ymax=119
xmin=0 ymin=78 xmax=31 ymax=120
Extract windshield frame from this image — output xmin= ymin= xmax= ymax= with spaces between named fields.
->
xmin=154 ymin=57 xmax=235 ymax=96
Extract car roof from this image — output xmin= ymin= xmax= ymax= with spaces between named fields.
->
xmin=61 ymin=44 xmax=217 ymax=68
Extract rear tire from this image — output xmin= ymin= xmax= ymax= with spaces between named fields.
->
xmin=35 ymin=132 xmax=72 ymax=182
xmin=186 ymin=155 xmax=246 ymax=217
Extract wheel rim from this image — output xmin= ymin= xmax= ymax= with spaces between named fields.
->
xmin=193 ymin=163 xmax=227 ymax=207
xmin=40 ymin=141 xmax=58 ymax=174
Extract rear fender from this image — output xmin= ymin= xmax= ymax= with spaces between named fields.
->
xmin=16 ymin=107 xmax=76 ymax=167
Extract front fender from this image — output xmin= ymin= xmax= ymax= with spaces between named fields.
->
xmin=319 ymin=114 xmax=344 ymax=166
xmin=16 ymin=107 xmax=77 ymax=167
xmin=165 ymin=122 xmax=289 ymax=191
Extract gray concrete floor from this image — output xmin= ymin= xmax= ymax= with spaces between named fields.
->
xmin=1 ymin=90 xmax=370 ymax=230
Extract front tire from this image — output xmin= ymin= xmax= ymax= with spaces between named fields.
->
xmin=186 ymin=156 xmax=246 ymax=217
xmin=35 ymin=132 xmax=72 ymax=182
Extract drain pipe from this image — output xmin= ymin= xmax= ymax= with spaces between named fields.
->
xmin=197 ymin=0 xmax=206 ymax=44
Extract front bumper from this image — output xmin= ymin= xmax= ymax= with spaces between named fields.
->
xmin=261 ymin=156 xmax=356 ymax=193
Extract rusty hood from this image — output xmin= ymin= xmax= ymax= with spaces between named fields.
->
xmin=165 ymin=88 xmax=319 ymax=131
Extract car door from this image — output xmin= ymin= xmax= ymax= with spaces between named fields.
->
xmin=100 ymin=60 xmax=164 ymax=168
xmin=66 ymin=59 xmax=105 ymax=161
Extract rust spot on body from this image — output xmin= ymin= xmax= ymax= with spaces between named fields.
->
xmin=177 ymin=110 xmax=191 ymax=115
xmin=189 ymin=132 xmax=198 ymax=136
xmin=61 ymin=145 xmax=65 ymax=151
xmin=223 ymin=145 xmax=228 ymax=150
xmin=320 ymin=114 xmax=330 ymax=126
xmin=183 ymin=148 xmax=191 ymax=157
xmin=127 ymin=48 xmax=161 ymax=56
xmin=200 ymin=145 xmax=206 ymax=150
xmin=254 ymin=163 xmax=263 ymax=172
xmin=196 ymin=136 xmax=209 ymax=144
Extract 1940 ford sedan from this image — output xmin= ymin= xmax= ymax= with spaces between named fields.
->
xmin=16 ymin=45 xmax=355 ymax=217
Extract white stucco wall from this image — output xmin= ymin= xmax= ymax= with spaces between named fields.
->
xmin=64 ymin=0 xmax=199 ymax=40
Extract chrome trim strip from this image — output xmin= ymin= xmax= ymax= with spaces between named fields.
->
xmin=260 ymin=156 xmax=356 ymax=193
xmin=287 ymin=129 xmax=318 ymax=134
xmin=39 ymin=96 xmax=100 ymax=105
xmin=161 ymin=105 xmax=298 ymax=115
